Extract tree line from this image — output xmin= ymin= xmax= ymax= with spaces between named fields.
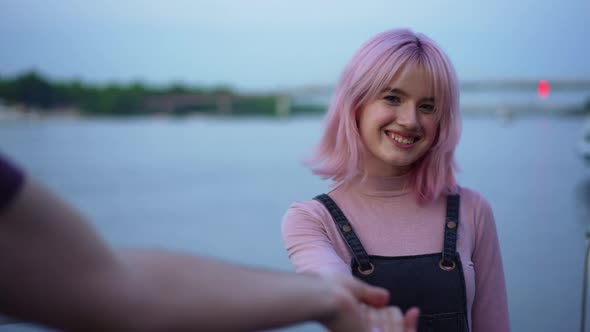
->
xmin=0 ymin=71 xmax=289 ymax=116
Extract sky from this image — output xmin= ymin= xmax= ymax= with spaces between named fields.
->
xmin=0 ymin=0 xmax=589 ymax=91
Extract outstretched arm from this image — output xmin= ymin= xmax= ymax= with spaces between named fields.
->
xmin=0 ymin=160 xmax=417 ymax=332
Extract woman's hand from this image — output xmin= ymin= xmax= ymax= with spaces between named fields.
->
xmin=364 ymin=306 xmax=420 ymax=332
xmin=316 ymin=275 xmax=419 ymax=332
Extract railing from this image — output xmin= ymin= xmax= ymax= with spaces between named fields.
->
xmin=283 ymin=79 xmax=590 ymax=95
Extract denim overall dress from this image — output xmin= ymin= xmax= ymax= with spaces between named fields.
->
xmin=314 ymin=194 xmax=469 ymax=332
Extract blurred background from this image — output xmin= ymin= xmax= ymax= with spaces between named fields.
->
xmin=0 ymin=0 xmax=589 ymax=331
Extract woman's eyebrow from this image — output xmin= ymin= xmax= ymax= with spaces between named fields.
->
xmin=382 ymin=87 xmax=408 ymax=96
xmin=382 ymin=87 xmax=434 ymax=102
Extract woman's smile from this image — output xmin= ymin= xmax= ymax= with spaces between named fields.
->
xmin=385 ymin=130 xmax=421 ymax=148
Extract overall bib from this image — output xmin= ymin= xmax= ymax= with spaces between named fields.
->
xmin=314 ymin=194 xmax=469 ymax=332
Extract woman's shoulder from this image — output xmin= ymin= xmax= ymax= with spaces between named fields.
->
xmin=456 ymin=186 xmax=496 ymax=232
xmin=281 ymin=197 xmax=343 ymax=244
xmin=282 ymin=198 xmax=331 ymax=228
xmin=457 ymin=186 xmax=492 ymax=211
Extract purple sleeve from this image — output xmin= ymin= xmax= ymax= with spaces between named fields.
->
xmin=0 ymin=154 xmax=25 ymax=212
xmin=281 ymin=201 xmax=351 ymax=276
xmin=471 ymin=195 xmax=511 ymax=332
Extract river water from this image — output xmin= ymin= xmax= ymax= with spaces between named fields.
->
xmin=0 ymin=113 xmax=588 ymax=331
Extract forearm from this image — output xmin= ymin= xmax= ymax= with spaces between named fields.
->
xmin=0 ymin=178 xmax=355 ymax=331
xmin=118 ymin=249 xmax=350 ymax=331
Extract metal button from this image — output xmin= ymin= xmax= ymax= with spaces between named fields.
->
xmin=342 ymin=224 xmax=352 ymax=233
xmin=447 ymin=221 xmax=457 ymax=229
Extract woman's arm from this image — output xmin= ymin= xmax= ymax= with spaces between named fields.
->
xmin=470 ymin=195 xmax=511 ymax=332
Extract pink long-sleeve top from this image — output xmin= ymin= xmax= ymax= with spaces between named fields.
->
xmin=282 ymin=174 xmax=510 ymax=332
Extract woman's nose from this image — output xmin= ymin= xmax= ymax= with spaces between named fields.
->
xmin=396 ymin=103 xmax=419 ymax=129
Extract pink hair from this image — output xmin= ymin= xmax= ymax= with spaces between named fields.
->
xmin=306 ymin=28 xmax=461 ymax=204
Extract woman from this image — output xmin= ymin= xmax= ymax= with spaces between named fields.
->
xmin=282 ymin=28 xmax=509 ymax=332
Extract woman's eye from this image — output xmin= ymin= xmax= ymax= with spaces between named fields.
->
xmin=384 ymin=95 xmax=401 ymax=104
xmin=420 ymin=104 xmax=435 ymax=113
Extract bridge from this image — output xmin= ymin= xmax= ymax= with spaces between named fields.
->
xmin=142 ymin=80 xmax=590 ymax=116
xmin=280 ymin=79 xmax=590 ymax=96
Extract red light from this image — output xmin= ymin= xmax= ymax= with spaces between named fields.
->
xmin=537 ymin=80 xmax=550 ymax=99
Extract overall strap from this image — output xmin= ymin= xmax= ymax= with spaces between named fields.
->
xmin=441 ymin=194 xmax=461 ymax=269
xmin=313 ymin=194 xmax=373 ymax=272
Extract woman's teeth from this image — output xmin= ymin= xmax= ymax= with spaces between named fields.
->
xmin=390 ymin=133 xmax=416 ymax=144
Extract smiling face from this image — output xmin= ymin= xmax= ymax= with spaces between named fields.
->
xmin=357 ymin=64 xmax=439 ymax=177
